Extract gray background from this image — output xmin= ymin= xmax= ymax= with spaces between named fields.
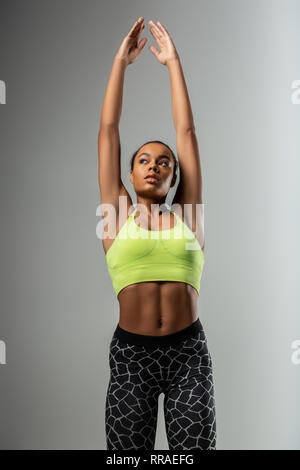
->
xmin=0 ymin=0 xmax=299 ymax=449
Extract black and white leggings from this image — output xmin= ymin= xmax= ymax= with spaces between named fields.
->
xmin=105 ymin=318 xmax=217 ymax=450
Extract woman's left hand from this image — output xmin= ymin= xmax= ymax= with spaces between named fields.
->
xmin=148 ymin=20 xmax=179 ymax=66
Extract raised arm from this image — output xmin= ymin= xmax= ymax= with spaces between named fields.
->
xmin=148 ymin=21 xmax=204 ymax=248
xmin=98 ymin=17 xmax=147 ymax=211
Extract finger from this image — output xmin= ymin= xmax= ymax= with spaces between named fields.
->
xmin=149 ymin=21 xmax=161 ymax=35
xmin=130 ymin=17 xmax=143 ymax=30
xmin=149 ymin=25 xmax=162 ymax=44
xmin=148 ymin=45 xmax=160 ymax=60
xmin=129 ymin=17 xmax=144 ymax=36
xmin=137 ymin=23 xmax=145 ymax=39
xmin=157 ymin=21 xmax=168 ymax=35
xmin=156 ymin=21 xmax=165 ymax=34
xmin=134 ymin=19 xmax=145 ymax=37
xmin=132 ymin=18 xmax=144 ymax=37
xmin=138 ymin=37 xmax=147 ymax=51
xmin=148 ymin=20 xmax=162 ymax=38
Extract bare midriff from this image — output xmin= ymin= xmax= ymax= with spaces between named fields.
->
xmin=116 ymin=281 xmax=199 ymax=336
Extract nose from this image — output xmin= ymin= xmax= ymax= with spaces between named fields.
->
xmin=149 ymin=163 xmax=159 ymax=172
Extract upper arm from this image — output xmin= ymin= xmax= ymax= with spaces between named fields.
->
xmin=98 ymin=126 xmax=132 ymax=211
xmin=173 ymin=128 xmax=202 ymax=206
xmin=98 ymin=126 xmax=122 ymax=207
xmin=172 ymin=129 xmax=204 ymax=250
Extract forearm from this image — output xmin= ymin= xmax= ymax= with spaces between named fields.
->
xmin=99 ymin=56 xmax=127 ymax=128
xmin=167 ymin=58 xmax=195 ymax=133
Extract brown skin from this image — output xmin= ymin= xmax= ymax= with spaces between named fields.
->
xmin=99 ymin=18 xmax=203 ymax=334
xmin=116 ymin=141 xmax=199 ymax=335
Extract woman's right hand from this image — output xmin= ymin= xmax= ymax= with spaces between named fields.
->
xmin=115 ymin=17 xmax=147 ymax=66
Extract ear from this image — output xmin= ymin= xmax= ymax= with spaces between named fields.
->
xmin=129 ymin=170 xmax=133 ymax=184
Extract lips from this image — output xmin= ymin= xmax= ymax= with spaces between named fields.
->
xmin=145 ymin=174 xmax=160 ymax=182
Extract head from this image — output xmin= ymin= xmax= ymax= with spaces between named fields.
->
xmin=129 ymin=140 xmax=178 ymax=203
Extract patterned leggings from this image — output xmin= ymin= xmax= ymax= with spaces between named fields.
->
xmin=105 ymin=318 xmax=217 ymax=450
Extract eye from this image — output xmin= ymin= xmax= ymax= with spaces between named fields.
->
xmin=139 ymin=158 xmax=168 ymax=166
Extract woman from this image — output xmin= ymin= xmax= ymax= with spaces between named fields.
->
xmin=98 ymin=17 xmax=217 ymax=450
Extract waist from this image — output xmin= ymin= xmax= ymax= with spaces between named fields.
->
xmin=112 ymin=318 xmax=203 ymax=348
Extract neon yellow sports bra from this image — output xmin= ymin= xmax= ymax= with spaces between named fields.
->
xmin=105 ymin=206 xmax=204 ymax=297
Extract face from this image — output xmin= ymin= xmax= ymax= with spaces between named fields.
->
xmin=130 ymin=143 xmax=176 ymax=199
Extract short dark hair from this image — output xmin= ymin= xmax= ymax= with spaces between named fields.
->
xmin=129 ymin=140 xmax=178 ymax=179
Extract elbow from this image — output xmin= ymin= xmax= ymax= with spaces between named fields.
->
xmin=176 ymin=125 xmax=196 ymax=134
xmin=99 ymin=122 xmax=119 ymax=132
